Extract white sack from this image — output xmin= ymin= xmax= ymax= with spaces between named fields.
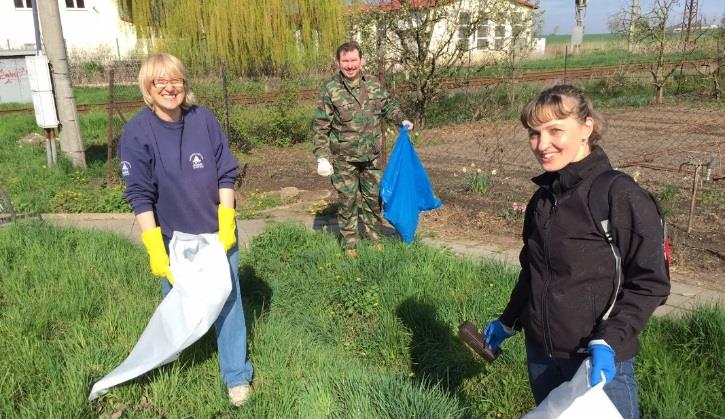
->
xmin=523 ymin=358 xmax=623 ymax=419
xmin=88 ymin=232 xmax=232 ymax=400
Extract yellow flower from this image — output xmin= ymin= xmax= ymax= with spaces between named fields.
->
xmin=462 ymin=167 xmax=467 ymax=173
xmin=477 ymin=168 xmax=482 ymax=174
xmin=491 ymin=169 xmax=497 ymax=176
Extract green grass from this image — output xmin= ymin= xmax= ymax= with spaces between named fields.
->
xmin=237 ymin=190 xmax=285 ymax=219
xmin=1 ymin=221 xmax=723 ymax=417
xmin=0 ymin=109 xmax=129 ymax=214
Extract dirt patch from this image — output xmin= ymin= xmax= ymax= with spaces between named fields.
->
xmin=235 ymin=106 xmax=725 ymax=292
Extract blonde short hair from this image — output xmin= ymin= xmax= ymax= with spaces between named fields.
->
xmin=137 ymin=53 xmax=195 ymax=109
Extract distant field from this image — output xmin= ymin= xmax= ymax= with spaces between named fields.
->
xmin=542 ymin=33 xmax=628 ymax=57
xmin=544 ymin=33 xmax=625 ymax=45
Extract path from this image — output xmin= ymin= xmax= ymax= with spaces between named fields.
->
xmin=41 ymin=194 xmax=723 ymax=318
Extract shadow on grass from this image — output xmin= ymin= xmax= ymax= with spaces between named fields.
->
xmin=240 ymin=263 xmax=273 ymax=336
xmin=85 ymin=143 xmax=111 ymax=167
xmin=312 ymin=203 xmax=399 ymax=245
xmin=396 ymin=297 xmax=482 ymax=398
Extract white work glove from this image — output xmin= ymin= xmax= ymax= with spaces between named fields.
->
xmin=317 ymin=158 xmax=333 ymax=177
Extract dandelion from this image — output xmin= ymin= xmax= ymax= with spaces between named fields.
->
xmin=477 ymin=168 xmax=482 ymax=174
xmin=491 ymin=169 xmax=497 ymax=176
xmin=462 ymin=167 xmax=467 ymax=173
xmin=633 ymin=170 xmax=641 ymax=183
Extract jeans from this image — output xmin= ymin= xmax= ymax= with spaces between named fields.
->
xmin=162 ymin=245 xmax=254 ymax=388
xmin=526 ymin=343 xmax=639 ymax=419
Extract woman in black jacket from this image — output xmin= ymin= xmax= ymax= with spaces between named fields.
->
xmin=482 ymin=85 xmax=670 ymax=418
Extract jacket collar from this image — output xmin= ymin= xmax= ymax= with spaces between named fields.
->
xmin=532 ymin=146 xmax=613 ymax=194
xmin=335 ymin=71 xmax=366 ymax=87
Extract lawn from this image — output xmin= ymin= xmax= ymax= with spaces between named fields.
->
xmin=0 ymin=221 xmax=722 ymax=417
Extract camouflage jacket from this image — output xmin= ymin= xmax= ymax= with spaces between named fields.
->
xmin=313 ymin=72 xmax=405 ymax=162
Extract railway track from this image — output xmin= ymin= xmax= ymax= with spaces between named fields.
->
xmin=0 ymin=59 xmax=715 ymax=116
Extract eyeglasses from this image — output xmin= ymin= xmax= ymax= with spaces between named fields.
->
xmin=152 ymin=78 xmax=185 ymax=88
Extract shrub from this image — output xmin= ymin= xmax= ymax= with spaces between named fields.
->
xmin=227 ymin=100 xmax=314 ymax=152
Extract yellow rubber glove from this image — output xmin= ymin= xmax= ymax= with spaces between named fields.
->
xmin=218 ymin=204 xmax=237 ymax=252
xmin=141 ymin=226 xmax=175 ymax=285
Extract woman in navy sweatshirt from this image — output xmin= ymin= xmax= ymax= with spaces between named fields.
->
xmin=118 ymin=53 xmax=253 ymax=407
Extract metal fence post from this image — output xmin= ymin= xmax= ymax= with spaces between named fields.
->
xmin=222 ymin=63 xmax=230 ymax=138
xmin=106 ymin=67 xmax=115 ymax=186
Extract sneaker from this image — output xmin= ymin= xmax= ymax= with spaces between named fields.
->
xmin=228 ymin=384 xmax=251 ymax=407
xmin=458 ymin=321 xmax=501 ymax=363
xmin=345 ymin=248 xmax=358 ymax=258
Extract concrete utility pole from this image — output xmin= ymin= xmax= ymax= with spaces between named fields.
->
xmin=571 ymin=0 xmax=587 ymax=53
xmin=628 ymin=0 xmax=640 ymax=52
xmin=37 ymin=0 xmax=86 ymax=168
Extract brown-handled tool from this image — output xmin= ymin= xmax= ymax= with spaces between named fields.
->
xmin=458 ymin=321 xmax=501 ymax=362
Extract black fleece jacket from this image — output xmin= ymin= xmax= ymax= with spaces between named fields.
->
xmin=500 ymin=146 xmax=670 ymax=361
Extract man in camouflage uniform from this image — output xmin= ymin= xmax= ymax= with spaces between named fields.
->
xmin=313 ymin=41 xmax=413 ymax=255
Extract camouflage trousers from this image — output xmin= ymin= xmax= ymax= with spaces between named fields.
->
xmin=331 ymin=159 xmax=383 ymax=249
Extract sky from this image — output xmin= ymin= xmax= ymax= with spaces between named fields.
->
xmin=536 ymin=0 xmax=724 ymax=35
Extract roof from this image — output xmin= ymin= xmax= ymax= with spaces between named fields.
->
xmin=354 ymin=0 xmax=539 ymax=12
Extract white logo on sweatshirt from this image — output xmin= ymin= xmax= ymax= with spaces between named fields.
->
xmin=121 ymin=161 xmax=131 ymax=176
xmin=189 ymin=153 xmax=204 ymax=169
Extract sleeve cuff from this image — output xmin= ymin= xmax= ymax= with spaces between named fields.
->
xmin=132 ymin=202 xmax=153 ymax=215
xmin=588 ymin=339 xmax=610 ymax=349
xmin=218 ymin=180 xmax=235 ymax=189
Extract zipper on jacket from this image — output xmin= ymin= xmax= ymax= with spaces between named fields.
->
xmin=542 ymin=192 xmax=557 ymax=357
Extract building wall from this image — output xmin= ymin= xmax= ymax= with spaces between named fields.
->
xmin=0 ymin=0 xmax=137 ymax=59
xmin=450 ymin=0 xmax=535 ymax=64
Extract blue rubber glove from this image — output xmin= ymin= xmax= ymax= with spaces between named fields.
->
xmin=483 ymin=319 xmax=515 ymax=350
xmin=589 ymin=341 xmax=616 ymax=386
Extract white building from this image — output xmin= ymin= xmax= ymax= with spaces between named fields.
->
xmin=354 ymin=0 xmax=539 ymax=65
xmin=0 ymin=0 xmax=138 ymax=59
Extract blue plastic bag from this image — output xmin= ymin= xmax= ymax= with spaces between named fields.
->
xmin=380 ymin=126 xmax=442 ymax=244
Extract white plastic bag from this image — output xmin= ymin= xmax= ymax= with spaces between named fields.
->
xmin=88 ymin=232 xmax=232 ymax=400
xmin=523 ymin=358 xmax=623 ymax=419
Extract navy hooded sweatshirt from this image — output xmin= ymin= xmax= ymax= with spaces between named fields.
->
xmin=118 ymin=106 xmax=238 ymax=240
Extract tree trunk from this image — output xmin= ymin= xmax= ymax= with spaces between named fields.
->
xmin=655 ymin=84 xmax=664 ymax=104
xmin=37 ymin=0 xmax=86 ymax=168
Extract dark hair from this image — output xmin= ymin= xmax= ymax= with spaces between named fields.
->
xmin=520 ymin=84 xmax=605 ymax=145
xmin=336 ymin=41 xmax=363 ymax=60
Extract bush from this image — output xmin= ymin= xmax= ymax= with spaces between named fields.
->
xmin=227 ymin=99 xmax=314 ymax=152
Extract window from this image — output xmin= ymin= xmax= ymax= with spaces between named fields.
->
xmin=475 ymin=15 xmax=491 ymax=50
xmin=494 ymin=24 xmax=506 ymax=50
xmin=65 ymin=0 xmax=86 ymax=9
xmin=458 ymin=12 xmax=471 ymax=50
xmin=14 ymin=0 xmax=32 ymax=8
xmin=511 ymin=12 xmax=526 ymax=38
